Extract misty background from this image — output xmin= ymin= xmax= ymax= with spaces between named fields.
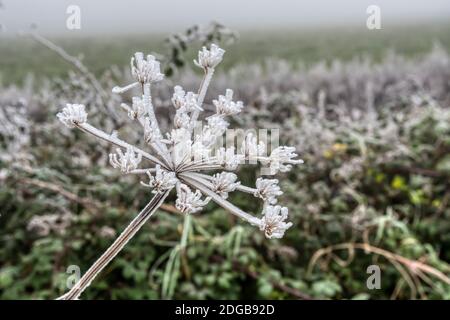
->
xmin=0 ymin=0 xmax=449 ymax=35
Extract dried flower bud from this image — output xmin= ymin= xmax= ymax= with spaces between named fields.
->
xmin=261 ymin=146 xmax=303 ymax=174
xmin=254 ymin=178 xmax=282 ymax=204
xmin=174 ymin=110 xmax=191 ymax=129
xmin=216 ymin=147 xmax=243 ymax=170
xmin=260 ymin=205 xmax=293 ymax=239
xmin=144 ymin=117 xmax=162 ymax=144
xmin=141 ymin=165 xmax=177 ymax=194
xmin=57 ymin=104 xmax=87 ymax=128
xmin=109 ymin=147 xmax=142 ymax=173
xmin=131 ymin=53 xmax=164 ymax=84
xmin=175 ymin=184 xmax=211 ymax=214
xmin=194 ymin=44 xmax=225 ymax=70
xmin=129 ymin=97 xmax=146 ymax=119
xmin=241 ymin=132 xmax=266 ymax=160
xmin=213 ymin=89 xmax=244 ymax=116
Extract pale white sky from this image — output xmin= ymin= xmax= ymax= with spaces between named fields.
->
xmin=0 ymin=0 xmax=449 ymax=35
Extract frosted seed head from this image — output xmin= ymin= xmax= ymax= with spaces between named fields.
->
xmin=141 ymin=165 xmax=177 ymax=194
xmin=254 ymin=178 xmax=283 ymax=204
xmin=211 ymin=172 xmax=240 ymax=199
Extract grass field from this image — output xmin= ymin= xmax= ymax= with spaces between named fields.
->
xmin=1 ymin=23 xmax=450 ymax=85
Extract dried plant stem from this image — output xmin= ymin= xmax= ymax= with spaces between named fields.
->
xmin=58 ymin=190 xmax=169 ymax=300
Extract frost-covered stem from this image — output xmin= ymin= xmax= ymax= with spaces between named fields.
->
xmin=143 ymin=83 xmax=158 ymax=129
xmin=128 ymin=168 xmax=156 ymax=175
xmin=190 ymin=68 xmax=215 ymax=131
xmin=187 ymin=172 xmax=257 ymax=194
xmin=142 ymin=83 xmax=172 ymax=165
xmin=58 ymin=191 xmax=170 ymax=300
xmin=180 ymin=174 xmax=261 ymax=226
xmin=76 ymin=122 xmax=168 ymax=169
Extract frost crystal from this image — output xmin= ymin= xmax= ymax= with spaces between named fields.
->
xmin=175 ymin=185 xmax=211 ymax=214
xmin=216 ymin=147 xmax=243 ymax=170
xmin=213 ymin=89 xmax=244 ymax=116
xmin=254 ymin=178 xmax=283 ymax=204
xmin=57 ymin=104 xmax=87 ymax=128
xmin=211 ymin=172 xmax=240 ymax=199
xmin=56 ymin=43 xmax=302 ymax=299
xmin=141 ymin=165 xmax=178 ymax=194
xmin=241 ymin=132 xmax=266 ymax=160
xmin=194 ymin=44 xmax=225 ymax=69
xmin=261 ymin=146 xmax=304 ymax=174
xmin=131 ymin=52 xmax=164 ymax=83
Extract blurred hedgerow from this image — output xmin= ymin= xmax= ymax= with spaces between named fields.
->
xmin=1 ymin=41 xmax=450 ymax=300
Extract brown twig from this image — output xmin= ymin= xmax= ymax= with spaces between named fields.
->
xmin=308 ymin=242 xmax=450 ymax=299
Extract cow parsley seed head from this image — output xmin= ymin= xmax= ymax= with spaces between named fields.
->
xmin=131 ymin=52 xmax=164 ymax=84
xmin=211 ymin=172 xmax=240 ymax=199
xmin=213 ymin=89 xmax=244 ymax=116
xmin=175 ymin=184 xmax=211 ymax=214
xmin=57 ymin=104 xmax=87 ymax=128
xmin=254 ymin=178 xmax=283 ymax=204
xmin=141 ymin=165 xmax=178 ymax=194
xmin=260 ymin=205 xmax=293 ymax=239
xmin=109 ymin=147 xmax=142 ymax=173
xmin=194 ymin=43 xmax=225 ymax=70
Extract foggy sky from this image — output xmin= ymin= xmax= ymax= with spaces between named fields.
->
xmin=0 ymin=0 xmax=449 ymax=36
